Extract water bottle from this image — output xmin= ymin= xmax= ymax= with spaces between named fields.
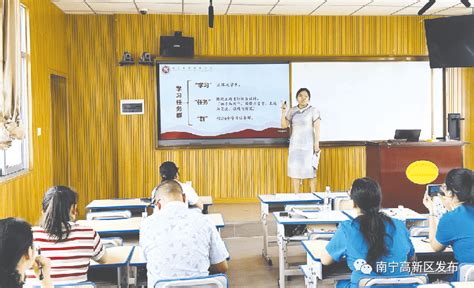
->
xmin=324 ymin=186 xmax=331 ymax=210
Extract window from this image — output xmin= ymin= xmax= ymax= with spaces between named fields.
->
xmin=0 ymin=4 xmax=30 ymax=177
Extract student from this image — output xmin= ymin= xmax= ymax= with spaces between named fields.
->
xmin=423 ymin=168 xmax=474 ymax=265
xmin=26 ymin=186 xmax=106 ymax=284
xmin=0 ymin=217 xmax=52 ymax=288
xmin=319 ymin=177 xmax=415 ymax=288
xmin=140 ymin=180 xmax=229 ymax=287
xmin=155 ymin=161 xmax=204 ymax=210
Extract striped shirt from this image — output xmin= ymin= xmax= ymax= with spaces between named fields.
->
xmin=25 ymin=222 xmax=105 ymax=284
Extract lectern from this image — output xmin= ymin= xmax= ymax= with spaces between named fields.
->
xmin=366 ymin=141 xmax=463 ymax=212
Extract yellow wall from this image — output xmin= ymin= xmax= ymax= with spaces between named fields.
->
xmin=68 ymin=15 xmax=432 ymax=204
xmin=0 ymin=0 xmax=68 ymax=223
xmin=446 ymin=68 xmax=474 ymax=169
xmin=2 ymin=11 xmax=472 ymax=222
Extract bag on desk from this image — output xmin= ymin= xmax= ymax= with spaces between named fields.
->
xmin=285 ymin=224 xmax=307 ymax=237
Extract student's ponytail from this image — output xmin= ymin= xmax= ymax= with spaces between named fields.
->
xmin=0 ymin=218 xmax=33 ymax=288
xmin=41 ymin=186 xmax=78 ymax=241
xmin=350 ymin=178 xmax=394 ymax=268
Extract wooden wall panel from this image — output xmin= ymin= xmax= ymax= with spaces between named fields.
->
xmin=446 ymin=68 xmax=474 ymax=169
xmin=110 ymin=15 xmax=430 ymax=202
xmin=66 ymin=16 xmax=117 ymax=215
xmin=0 ymin=0 xmax=67 ymax=223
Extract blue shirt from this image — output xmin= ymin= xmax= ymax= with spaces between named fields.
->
xmin=326 ymin=218 xmax=415 ymax=288
xmin=436 ymin=204 xmax=474 ymax=264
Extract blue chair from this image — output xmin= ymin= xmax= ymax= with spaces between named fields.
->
xmin=154 ymin=274 xmax=228 ymax=288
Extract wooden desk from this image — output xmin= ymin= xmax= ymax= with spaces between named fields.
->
xmin=366 ymin=141 xmax=463 ymax=212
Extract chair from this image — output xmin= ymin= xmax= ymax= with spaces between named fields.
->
xmin=333 ymin=198 xmax=354 ymax=210
xmin=409 ymin=226 xmax=429 ymax=237
xmin=358 ymin=274 xmax=428 ymax=286
xmin=459 ymin=263 xmax=474 ymax=281
xmin=154 ymin=274 xmax=227 ymax=288
xmin=101 ymin=237 xmax=124 ymax=248
xmin=86 ymin=210 xmax=131 ymax=220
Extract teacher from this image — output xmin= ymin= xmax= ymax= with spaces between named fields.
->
xmin=281 ymin=88 xmax=321 ymax=193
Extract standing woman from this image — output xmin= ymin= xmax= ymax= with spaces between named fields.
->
xmin=281 ymin=88 xmax=321 ymax=193
xmin=0 ymin=217 xmax=52 ymax=288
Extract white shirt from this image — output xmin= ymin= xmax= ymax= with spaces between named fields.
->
xmin=178 ymin=180 xmax=199 ymax=206
xmin=140 ymin=201 xmax=229 ymax=287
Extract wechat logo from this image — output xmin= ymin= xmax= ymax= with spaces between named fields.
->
xmin=354 ymin=259 xmax=373 ymax=275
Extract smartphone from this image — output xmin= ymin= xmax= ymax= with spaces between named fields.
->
xmin=280 ymin=212 xmax=289 ymax=217
xmin=427 ymin=184 xmax=442 ymax=197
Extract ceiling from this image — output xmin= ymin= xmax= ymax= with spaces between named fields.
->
xmin=51 ymin=0 xmax=474 ymax=16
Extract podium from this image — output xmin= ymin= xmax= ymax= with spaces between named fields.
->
xmin=366 ymin=141 xmax=463 ymax=212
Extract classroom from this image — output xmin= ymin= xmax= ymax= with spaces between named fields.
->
xmin=0 ymin=0 xmax=473 ymax=287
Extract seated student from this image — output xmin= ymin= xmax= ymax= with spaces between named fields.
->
xmin=423 ymin=168 xmax=474 ymax=265
xmin=154 ymin=161 xmax=204 ymax=210
xmin=319 ymin=177 xmax=415 ymax=288
xmin=26 ymin=186 xmax=106 ymax=285
xmin=0 ymin=217 xmax=52 ymax=288
xmin=140 ymin=180 xmax=228 ymax=287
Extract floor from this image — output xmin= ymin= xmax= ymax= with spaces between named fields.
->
xmin=93 ymin=203 xmax=331 ymax=287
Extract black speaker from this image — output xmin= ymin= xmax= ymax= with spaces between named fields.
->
xmin=447 ymin=113 xmax=464 ymax=140
xmin=160 ymin=31 xmax=194 ymax=57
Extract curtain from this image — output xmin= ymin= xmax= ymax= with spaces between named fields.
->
xmin=0 ymin=0 xmax=24 ymax=150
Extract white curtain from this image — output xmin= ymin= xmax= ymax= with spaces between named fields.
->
xmin=0 ymin=0 xmax=24 ymax=150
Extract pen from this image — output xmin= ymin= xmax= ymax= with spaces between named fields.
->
xmin=37 ymin=247 xmax=44 ymax=281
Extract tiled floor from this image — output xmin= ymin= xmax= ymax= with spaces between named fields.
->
xmin=225 ymin=236 xmax=307 ymax=288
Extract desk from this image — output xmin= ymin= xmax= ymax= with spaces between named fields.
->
xmin=78 ymin=213 xmax=225 ymax=236
xmin=87 ymin=196 xmax=213 ymax=214
xmin=87 ymin=199 xmax=149 ymax=212
xmin=312 ymin=192 xmax=350 ymax=201
xmin=77 ymin=218 xmax=142 ymax=235
xmin=274 ymin=210 xmax=350 ymax=288
xmin=200 ymin=196 xmax=213 ymax=214
xmin=301 ymin=237 xmax=454 ymax=288
xmin=342 ymin=208 xmax=427 ymax=224
xmin=258 ymin=193 xmax=322 ymax=265
xmin=90 ymin=246 xmax=134 ymax=287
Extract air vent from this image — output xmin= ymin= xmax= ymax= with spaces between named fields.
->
xmin=121 ymin=100 xmax=144 ymax=115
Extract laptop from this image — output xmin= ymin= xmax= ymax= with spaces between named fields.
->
xmin=394 ymin=129 xmax=421 ymax=142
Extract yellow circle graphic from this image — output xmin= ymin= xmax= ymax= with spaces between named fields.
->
xmin=405 ymin=160 xmax=439 ymax=185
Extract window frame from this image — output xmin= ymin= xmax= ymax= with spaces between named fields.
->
xmin=0 ymin=3 xmax=30 ymax=177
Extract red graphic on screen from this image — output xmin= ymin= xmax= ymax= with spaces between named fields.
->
xmin=160 ymin=127 xmax=289 ymax=140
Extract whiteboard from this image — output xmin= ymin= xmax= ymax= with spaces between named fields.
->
xmin=291 ymin=62 xmax=443 ymax=141
xmin=157 ymin=63 xmax=290 ymax=146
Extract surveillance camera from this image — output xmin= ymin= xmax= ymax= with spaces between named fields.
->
xmin=139 ymin=8 xmax=148 ymax=15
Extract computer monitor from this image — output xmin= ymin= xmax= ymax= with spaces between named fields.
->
xmin=394 ymin=129 xmax=421 ymax=142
